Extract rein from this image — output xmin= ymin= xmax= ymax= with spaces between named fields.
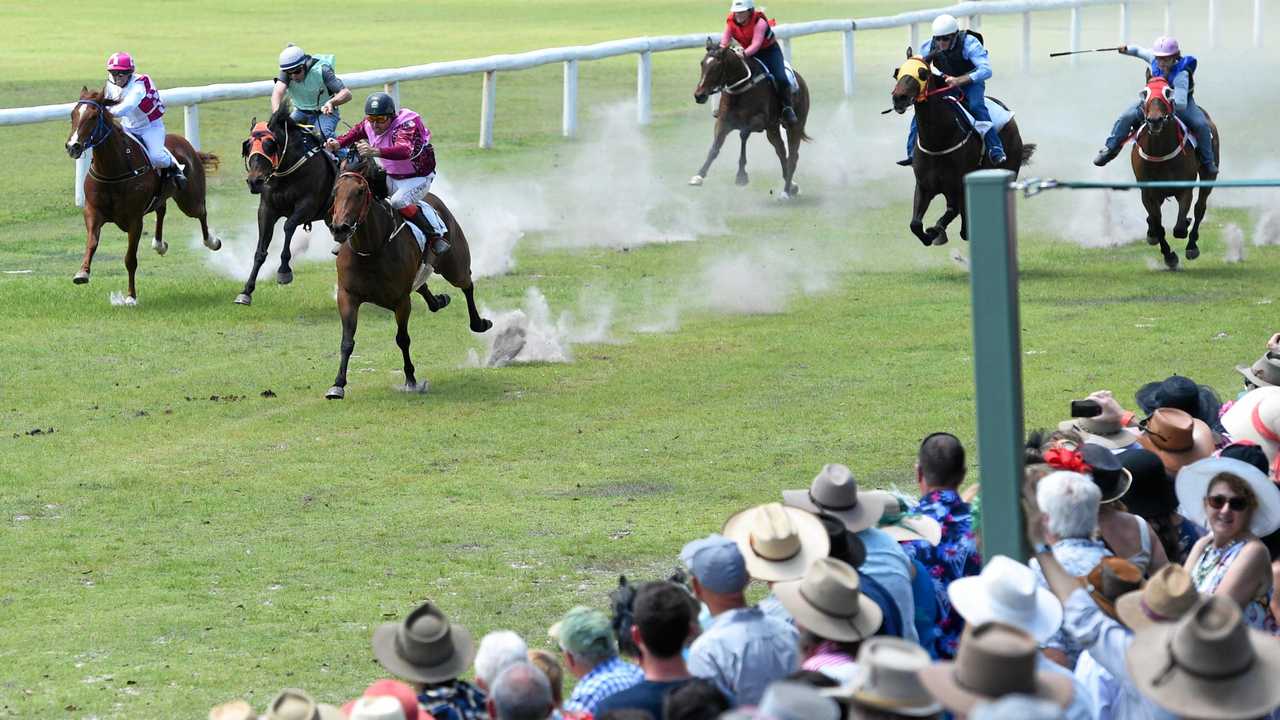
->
xmin=706 ymin=49 xmax=770 ymax=96
xmin=1136 ymin=114 xmax=1188 ymax=163
xmin=914 ymin=95 xmax=975 ymax=157
xmin=331 ymin=171 xmax=404 ymax=255
xmin=75 ymin=100 xmax=154 ymax=183
xmin=246 ymin=120 xmax=323 ymax=179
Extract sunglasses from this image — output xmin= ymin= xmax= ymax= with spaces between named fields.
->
xmin=287 ymin=67 xmax=307 ymax=76
xmin=1207 ymin=495 xmax=1249 ymax=512
xmin=109 ymin=70 xmax=132 ymax=77
xmin=367 ymin=114 xmax=392 ymax=123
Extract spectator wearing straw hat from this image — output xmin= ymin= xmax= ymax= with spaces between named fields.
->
xmin=783 ymin=465 xmax=918 ymax=643
xmin=553 ymin=606 xmax=643 ymax=716
xmin=1236 ymin=349 xmax=1280 ymax=395
xmin=264 ymin=689 xmax=345 ymax=720
xmin=1057 ymin=392 xmax=1140 ymax=453
xmin=681 ymin=530 xmax=799 ymax=705
xmin=1136 ymin=408 xmax=1215 ymax=478
xmin=372 ymin=601 xmax=486 ymax=720
xmin=833 ymin=636 xmax=943 ymax=719
xmin=773 ymin=557 xmax=883 ymax=684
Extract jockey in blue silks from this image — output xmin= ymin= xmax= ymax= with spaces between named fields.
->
xmin=898 ymin=14 xmax=1005 ymax=167
xmin=1093 ymin=36 xmax=1217 ymax=175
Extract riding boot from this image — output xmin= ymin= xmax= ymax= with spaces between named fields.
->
xmin=399 ymin=205 xmax=449 ymax=264
xmin=778 ymin=83 xmax=798 ymax=126
xmin=168 ymin=162 xmax=188 ymax=191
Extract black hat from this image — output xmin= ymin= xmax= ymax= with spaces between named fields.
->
xmin=815 ymin=512 xmax=867 ymax=569
xmin=1082 ymin=443 xmax=1132 ymax=503
xmin=1135 ymin=375 xmax=1222 ymax=430
xmin=1118 ymin=448 xmax=1178 ymax=518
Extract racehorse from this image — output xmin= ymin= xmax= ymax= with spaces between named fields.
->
xmin=64 ymin=87 xmax=222 ymax=304
xmin=1130 ymin=76 xmax=1218 ymax=269
xmin=690 ymin=39 xmax=811 ymax=198
xmin=323 ymin=153 xmax=493 ymax=400
xmin=891 ymin=53 xmax=1035 ymax=247
xmin=236 ymin=105 xmax=337 ymax=305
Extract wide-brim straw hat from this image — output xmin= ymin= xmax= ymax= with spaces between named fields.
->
xmin=1127 ymin=596 xmax=1280 ymax=720
xmin=1238 ymin=352 xmax=1280 ymax=389
xmin=917 ymin=622 xmax=1073 ymax=715
xmin=782 ymin=463 xmax=881 ymax=534
xmin=1221 ymin=387 xmax=1280 ymax=465
xmin=1175 ymin=456 xmax=1280 ymax=537
xmin=1056 ymin=417 xmax=1140 ymax=450
xmin=266 ymin=689 xmax=345 ymax=720
xmin=1114 ymin=564 xmax=1201 ymax=632
xmin=869 ymin=491 xmax=943 ymax=546
xmin=948 ymin=556 xmax=1063 ymax=644
xmin=372 ymin=602 xmax=475 ymax=685
xmin=1137 ymin=407 xmax=1215 ymax=476
xmin=1084 ymin=558 xmax=1143 ymax=621
xmin=835 ymin=637 xmax=942 ymax=717
xmin=723 ymin=502 xmax=830 ymax=582
xmin=773 ymin=557 xmax=882 ymax=642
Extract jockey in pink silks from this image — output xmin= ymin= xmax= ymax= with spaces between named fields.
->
xmin=102 ymin=52 xmax=186 ymax=189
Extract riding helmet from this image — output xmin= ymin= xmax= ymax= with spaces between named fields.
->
xmin=278 ymin=44 xmax=307 ymax=71
xmin=364 ymin=92 xmax=397 ymax=117
xmin=931 ymin=14 xmax=959 ymax=38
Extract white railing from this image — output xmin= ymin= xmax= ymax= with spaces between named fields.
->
xmin=0 ymin=0 xmax=1262 ymax=206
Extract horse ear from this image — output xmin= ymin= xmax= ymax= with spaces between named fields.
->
xmin=906 ymin=46 xmax=914 ymax=58
xmin=893 ymin=68 xmax=900 ymax=80
xmin=80 ymin=85 xmax=89 ymax=96
xmin=706 ymin=37 xmax=716 ymax=51
xmin=249 ymin=116 xmax=257 ymax=133
xmin=241 ymin=138 xmax=251 ymax=157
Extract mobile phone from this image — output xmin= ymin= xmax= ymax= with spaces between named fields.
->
xmin=1070 ymin=399 xmax=1102 ymax=418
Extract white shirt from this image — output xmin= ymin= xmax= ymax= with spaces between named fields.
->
xmin=104 ymin=75 xmax=156 ymax=131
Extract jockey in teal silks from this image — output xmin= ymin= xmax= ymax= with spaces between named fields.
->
xmin=899 ymin=14 xmax=1006 ymax=167
xmin=271 ymin=44 xmax=352 ymax=140
xmin=1093 ymin=37 xmax=1217 ymax=176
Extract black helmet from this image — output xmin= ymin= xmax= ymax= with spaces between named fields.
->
xmin=364 ymin=92 xmax=396 ymax=117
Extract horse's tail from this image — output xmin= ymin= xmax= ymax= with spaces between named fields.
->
xmin=1019 ymin=143 xmax=1037 ymax=167
xmin=197 ymin=151 xmax=220 ymax=174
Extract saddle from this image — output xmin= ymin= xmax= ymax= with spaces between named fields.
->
xmin=747 ymin=56 xmax=800 ymax=93
xmin=115 ymin=129 xmax=175 ymax=212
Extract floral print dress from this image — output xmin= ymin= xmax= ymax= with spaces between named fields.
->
xmin=1190 ymin=538 xmax=1279 ymax=634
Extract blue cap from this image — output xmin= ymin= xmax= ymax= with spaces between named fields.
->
xmin=680 ymin=534 xmax=748 ymax=593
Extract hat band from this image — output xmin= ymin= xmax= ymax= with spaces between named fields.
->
xmin=750 ymin=535 xmax=802 ymax=562
xmin=799 ymin=583 xmax=859 ymax=619
xmin=1153 ymin=640 xmax=1255 ymax=685
xmin=1140 ymin=598 xmax=1176 ymax=623
xmin=1253 ymin=405 xmax=1280 ymax=444
xmin=810 ymin=490 xmax=857 ymax=512
xmin=396 ymin=627 xmax=456 ymax=666
xmin=951 ymin=666 xmax=1034 ymax=698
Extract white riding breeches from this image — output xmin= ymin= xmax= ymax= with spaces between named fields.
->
xmin=132 ymin=121 xmax=177 ymax=170
xmin=386 ymin=172 xmax=446 ymax=236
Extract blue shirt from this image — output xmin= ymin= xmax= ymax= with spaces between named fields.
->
xmin=919 ymin=33 xmax=992 ymax=84
xmin=855 ymin=527 xmax=919 ymax=643
xmin=902 ymin=488 xmax=983 ymax=659
xmin=687 ymin=606 xmax=798 ymax=706
xmin=1030 ymin=538 xmax=1112 ymax=668
xmin=419 ymin=679 xmax=487 ymax=720
xmin=564 ymin=656 xmax=645 ymax=715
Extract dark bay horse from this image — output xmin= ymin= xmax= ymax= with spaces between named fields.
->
xmin=323 ymin=154 xmax=492 ymax=400
xmin=1131 ymin=77 xmax=1219 ymax=269
xmin=236 ymin=105 xmax=337 ymax=305
xmin=691 ymin=40 xmax=811 ymax=198
xmin=64 ymin=87 xmax=221 ymax=303
xmin=891 ymin=54 xmax=1035 ymax=247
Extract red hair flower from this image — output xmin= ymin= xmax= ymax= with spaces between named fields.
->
xmin=1043 ymin=447 xmax=1093 ymax=475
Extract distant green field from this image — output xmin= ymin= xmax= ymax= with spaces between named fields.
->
xmin=3 ymin=1 xmax=1279 ymax=718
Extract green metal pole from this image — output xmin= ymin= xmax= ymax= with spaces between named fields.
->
xmin=964 ymin=169 xmax=1027 ymax=562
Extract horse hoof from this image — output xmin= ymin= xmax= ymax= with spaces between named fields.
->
xmin=430 ymin=294 xmax=451 ymax=312
xmin=122 ymin=295 xmax=138 ymax=307
xmin=325 ymin=386 xmax=345 ymax=400
xmin=204 ymin=236 xmax=223 ymax=251
xmin=152 ymin=239 xmax=168 ymax=256
xmin=788 ymin=184 xmax=800 ymax=196
xmin=1173 ymin=225 xmax=1189 ymax=240
xmin=779 ymin=191 xmax=792 ymax=201
xmin=1186 ymin=245 xmax=1201 ymax=261
xmin=234 ymin=293 xmax=252 ymax=306
xmin=735 ymin=174 xmax=749 ymax=187
xmin=277 ymin=270 xmax=293 ymax=285
xmin=1164 ymin=252 xmax=1180 ymax=270
xmin=932 ymin=229 xmax=950 ymax=247
xmin=688 ymin=175 xmax=705 ymax=186
xmin=471 ymin=318 xmax=494 ymax=333
xmin=73 ymin=271 xmax=90 ymax=284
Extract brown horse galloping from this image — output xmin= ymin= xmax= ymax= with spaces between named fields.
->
xmin=65 ymin=87 xmax=221 ymax=303
xmin=691 ymin=40 xmax=811 ymax=197
xmin=891 ymin=54 xmax=1034 ymax=247
xmin=323 ymin=154 xmax=492 ymax=400
xmin=1131 ymin=77 xmax=1219 ymax=269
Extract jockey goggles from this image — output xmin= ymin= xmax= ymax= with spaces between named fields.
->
xmin=367 ymin=114 xmax=393 ymax=123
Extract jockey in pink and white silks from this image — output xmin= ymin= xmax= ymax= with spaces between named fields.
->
xmin=326 ymin=92 xmax=450 ymax=256
xmin=102 ymin=52 xmax=186 ymax=189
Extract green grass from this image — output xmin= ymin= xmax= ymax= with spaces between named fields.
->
xmin=3 ymin=1 xmax=1279 ymax=717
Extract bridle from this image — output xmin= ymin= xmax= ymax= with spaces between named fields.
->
xmin=1136 ymin=81 xmax=1187 ymax=162
xmin=73 ymin=99 xmax=155 ymax=183
xmin=702 ymin=48 xmax=768 ymax=96
xmin=73 ymin=100 xmax=114 ymax=151
xmin=245 ymin=120 xmax=322 ymax=179
xmin=329 ymin=170 xmax=405 ymax=255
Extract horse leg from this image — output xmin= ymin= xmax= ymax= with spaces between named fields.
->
xmin=123 ymin=220 xmax=142 ymax=304
xmin=929 ymin=187 xmax=964 ymax=246
xmin=277 ymin=213 xmax=306 ymax=286
xmin=394 ymin=296 xmax=421 ymax=390
xmin=75 ymin=211 xmax=106 ymax=284
xmin=1187 ymin=184 xmax=1214 ymax=260
xmin=784 ymin=126 xmax=802 ymax=196
xmin=690 ymin=120 xmax=733 ymax=186
xmin=326 ymin=289 xmax=359 ymax=400
xmin=1171 ymin=189 xmax=1192 ymax=240
xmin=764 ymin=125 xmax=792 ymax=198
xmin=236 ymin=207 xmax=278 ymax=305
xmin=911 ymin=185 xmax=935 ymax=246
xmin=152 ymin=203 xmax=169 ymax=256
xmin=462 ymin=284 xmax=493 ymax=333
xmin=416 ymin=281 xmax=451 ymax=312
xmin=735 ymin=130 xmax=750 ymax=186
xmin=1143 ymin=192 xmax=1178 ymax=268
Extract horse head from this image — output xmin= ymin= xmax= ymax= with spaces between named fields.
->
xmin=242 ymin=116 xmax=280 ymax=194
xmin=1141 ymin=77 xmax=1176 ymax=135
xmin=328 ymin=153 xmax=388 ymax=247
xmin=891 ymin=54 xmax=932 ymax=114
xmin=66 ymin=87 xmax=116 ymax=159
xmin=694 ymin=39 xmax=742 ymax=103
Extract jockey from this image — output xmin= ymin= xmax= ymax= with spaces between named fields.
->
xmin=271 ymin=44 xmax=351 ymax=140
xmin=720 ymin=0 xmax=797 ymax=126
xmin=898 ymin=14 xmax=1005 ymax=167
xmin=325 ymin=92 xmax=450 ymax=256
xmin=1092 ymin=37 xmax=1217 ymax=175
xmin=102 ymin=52 xmax=186 ymax=190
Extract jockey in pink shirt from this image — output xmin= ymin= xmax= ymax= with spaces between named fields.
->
xmin=102 ymin=52 xmax=186 ymax=189
xmin=720 ymin=0 xmax=796 ymax=125
xmin=325 ymin=92 xmax=449 ymax=255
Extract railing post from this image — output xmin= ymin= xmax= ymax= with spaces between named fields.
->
xmin=479 ymin=71 xmax=496 ymax=149
xmin=1120 ymin=1 xmax=1131 ymax=44
xmin=909 ymin=23 xmax=920 ymax=52
xmin=964 ymin=168 xmax=1026 ymax=563
xmin=780 ymin=38 xmax=793 ymax=63
xmin=841 ymin=30 xmax=856 ymax=97
xmin=562 ymin=60 xmax=578 ymax=138
xmin=1165 ymin=0 xmax=1174 ymax=35
xmin=1208 ymin=0 xmax=1220 ymax=50
xmin=183 ymin=104 xmax=201 ymax=150
xmin=1070 ymin=7 xmax=1082 ymax=68
xmin=969 ymin=14 xmax=982 ymax=30
xmin=75 ymin=151 xmax=91 ymax=208
xmin=1257 ymin=0 xmax=1266 ymax=49
xmin=636 ymin=51 xmax=652 ymax=126
xmin=384 ymin=81 xmax=400 ymax=108
xmin=1021 ymin=12 xmax=1032 ymax=73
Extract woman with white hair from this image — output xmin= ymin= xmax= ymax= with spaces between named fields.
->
xmin=1029 ymin=471 xmax=1110 ymax=669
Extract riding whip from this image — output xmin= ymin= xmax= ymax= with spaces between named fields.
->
xmin=1048 ymin=46 xmax=1123 ymax=58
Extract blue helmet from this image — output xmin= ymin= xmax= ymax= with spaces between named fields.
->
xmin=364 ymin=92 xmax=396 ymax=117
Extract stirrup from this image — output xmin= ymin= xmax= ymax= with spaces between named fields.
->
xmin=896 ymin=157 xmax=914 ymax=167
xmin=431 ymin=235 xmax=451 ymax=255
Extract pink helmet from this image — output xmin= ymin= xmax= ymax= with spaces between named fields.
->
xmin=1152 ymin=36 xmax=1180 ymax=58
xmin=106 ymin=52 xmax=135 ymax=72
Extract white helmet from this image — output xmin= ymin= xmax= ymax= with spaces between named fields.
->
xmin=730 ymin=0 xmax=755 ymax=12
xmin=931 ymin=14 xmax=960 ymax=38
xmin=278 ymin=44 xmax=306 ymax=71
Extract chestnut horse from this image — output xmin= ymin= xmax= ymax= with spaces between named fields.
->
xmin=891 ymin=53 xmax=1034 ymax=247
xmin=236 ymin=105 xmax=337 ymax=305
xmin=64 ymin=87 xmax=221 ymax=303
xmin=691 ymin=39 xmax=811 ymax=197
xmin=323 ymin=154 xmax=492 ymax=400
xmin=1131 ymin=77 xmax=1219 ymax=269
